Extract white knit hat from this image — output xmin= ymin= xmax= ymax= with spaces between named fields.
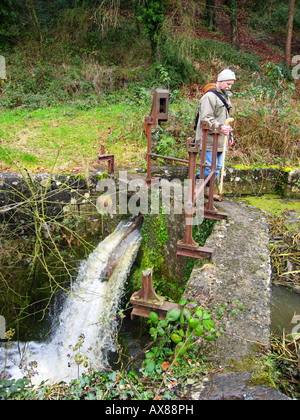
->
xmin=217 ymin=69 xmax=236 ymax=82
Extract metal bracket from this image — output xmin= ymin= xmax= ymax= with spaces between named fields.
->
xmin=98 ymin=145 xmax=115 ymax=174
xmin=176 ymin=241 xmax=214 ymax=260
xmin=130 ymin=268 xmax=180 ymax=320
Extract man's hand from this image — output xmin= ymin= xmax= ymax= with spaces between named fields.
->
xmin=221 ymin=125 xmax=232 ymax=135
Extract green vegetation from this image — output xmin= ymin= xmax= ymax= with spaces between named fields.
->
xmin=242 ymin=195 xmax=300 ymax=216
xmin=1 ymin=301 xmax=298 ymax=400
xmin=241 ymin=195 xmax=299 ymax=292
xmin=0 ymin=102 xmax=149 ymax=172
xmin=0 ymin=0 xmax=298 ymax=172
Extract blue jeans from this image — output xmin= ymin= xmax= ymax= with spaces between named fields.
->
xmin=196 ymin=152 xmax=223 ymax=185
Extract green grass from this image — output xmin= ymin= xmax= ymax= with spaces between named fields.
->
xmin=0 ymin=87 xmax=299 ymax=174
xmin=0 ymin=103 xmax=148 ymax=173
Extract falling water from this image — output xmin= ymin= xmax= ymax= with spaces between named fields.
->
xmin=0 ymin=220 xmax=142 ymax=384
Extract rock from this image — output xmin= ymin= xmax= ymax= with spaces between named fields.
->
xmin=186 ymin=372 xmax=290 ymax=400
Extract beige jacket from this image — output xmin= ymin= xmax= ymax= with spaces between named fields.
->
xmin=195 ymin=88 xmax=232 ymax=152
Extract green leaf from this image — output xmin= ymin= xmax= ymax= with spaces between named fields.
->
xmin=178 ymin=328 xmax=185 ymax=337
xmin=205 ymin=334 xmax=216 ymax=341
xmin=149 ymin=311 xmax=159 ymax=324
xmin=175 ymin=343 xmax=187 ymax=356
xmin=180 ymin=308 xmax=191 ymax=325
xmin=145 ymin=359 xmax=156 ymax=374
xmin=9 ymin=385 xmax=18 ymax=394
xmin=157 ymin=328 xmax=165 ymax=337
xmin=158 ymin=319 xmax=169 ymax=328
xmin=178 ymin=298 xmax=187 ymax=306
xmin=145 ymin=351 xmax=153 ymax=359
xmin=171 ymin=333 xmax=183 ymax=344
xmin=195 ymin=308 xmax=203 ymax=319
xmin=202 ymin=311 xmax=211 ymax=320
xmin=149 ymin=327 xmax=157 ymax=340
xmin=203 ymin=319 xmax=215 ymax=331
xmin=188 ymin=317 xmax=200 ymax=328
xmin=194 ymin=325 xmax=204 ymax=337
xmin=166 ymin=307 xmax=181 ymax=322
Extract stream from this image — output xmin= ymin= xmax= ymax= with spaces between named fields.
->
xmin=271 ymin=285 xmax=300 ymax=335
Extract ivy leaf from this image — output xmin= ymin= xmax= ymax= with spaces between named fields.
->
xmin=202 ymin=311 xmax=211 ymax=320
xmin=149 ymin=311 xmax=159 ymax=324
xmin=194 ymin=325 xmax=204 ymax=337
xmin=178 ymin=298 xmax=187 ymax=306
xmin=180 ymin=308 xmax=191 ymax=325
xmin=145 ymin=359 xmax=156 ymax=374
xmin=171 ymin=333 xmax=183 ymax=344
xmin=166 ymin=307 xmax=181 ymax=322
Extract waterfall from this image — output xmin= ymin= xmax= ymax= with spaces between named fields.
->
xmin=0 ymin=220 xmax=142 ymax=385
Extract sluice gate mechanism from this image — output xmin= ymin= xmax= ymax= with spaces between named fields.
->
xmin=131 ymin=89 xmax=229 ymax=320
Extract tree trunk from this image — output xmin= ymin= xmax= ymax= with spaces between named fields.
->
xmin=205 ymin=0 xmax=217 ymax=31
xmin=285 ymin=0 xmax=295 ymax=69
xmin=229 ymin=0 xmax=240 ymax=50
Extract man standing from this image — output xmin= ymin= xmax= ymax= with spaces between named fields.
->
xmin=195 ymin=68 xmax=236 ymax=200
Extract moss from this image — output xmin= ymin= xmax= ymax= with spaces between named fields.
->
xmin=241 ymin=194 xmax=300 ymax=216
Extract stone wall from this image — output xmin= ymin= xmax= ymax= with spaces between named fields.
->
xmin=151 ymin=166 xmax=300 ymax=198
xmin=184 ymin=199 xmax=272 ymax=365
xmin=0 ymin=167 xmax=298 ymax=226
xmin=0 ymin=172 xmax=101 ymax=225
xmin=221 ymin=168 xmax=300 ymax=198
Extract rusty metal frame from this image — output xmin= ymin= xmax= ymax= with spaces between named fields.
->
xmin=145 ymin=90 xmax=228 ymax=260
xmin=98 ymin=145 xmax=115 ymax=175
xmin=176 ymin=134 xmax=214 ymax=260
xmin=130 ymin=268 xmax=180 ymax=320
xmin=145 ymin=89 xmax=170 ymax=184
xmin=176 ymin=122 xmax=228 ymax=260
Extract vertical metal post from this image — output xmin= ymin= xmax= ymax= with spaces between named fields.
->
xmin=176 ymin=137 xmax=214 ymax=260
xmin=130 ymin=267 xmax=180 ymax=320
xmin=145 ymin=116 xmax=154 ymax=184
xmin=180 ymin=138 xmax=199 ymax=248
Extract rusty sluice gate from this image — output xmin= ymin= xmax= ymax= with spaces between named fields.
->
xmin=144 ymin=89 xmax=228 ymax=257
xmin=130 ymin=89 xmax=228 ymax=319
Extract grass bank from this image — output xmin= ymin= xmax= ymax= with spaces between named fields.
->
xmin=0 ymin=86 xmax=299 ymax=174
xmin=0 ymin=101 xmax=149 ymax=173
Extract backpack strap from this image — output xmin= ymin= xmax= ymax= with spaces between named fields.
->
xmin=206 ymin=89 xmax=231 ymax=115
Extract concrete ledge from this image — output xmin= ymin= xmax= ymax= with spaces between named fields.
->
xmin=184 ymin=198 xmax=272 ymax=366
